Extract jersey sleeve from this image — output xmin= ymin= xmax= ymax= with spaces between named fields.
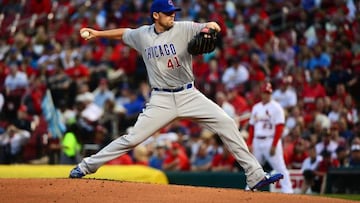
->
xmin=122 ymin=27 xmax=143 ymax=52
xmin=176 ymin=21 xmax=207 ymax=39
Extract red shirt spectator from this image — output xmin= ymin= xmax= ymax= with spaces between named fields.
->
xmin=55 ymin=18 xmax=75 ymax=44
xmin=331 ymin=83 xmax=351 ymax=105
xmin=106 ymin=153 xmax=134 ymax=165
xmin=116 ymin=45 xmax=139 ymax=75
xmin=253 ymin=22 xmax=274 ymax=49
xmin=65 ymin=58 xmax=90 ymax=81
xmin=163 ymin=142 xmax=190 ymax=171
xmin=317 ymin=151 xmax=340 ymax=174
xmin=301 ymin=80 xmax=326 ymax=112
xmin=211 ymin=148 xmax=235 ymax=172
xmin=287 ymin=140 xmax=309 ymax=169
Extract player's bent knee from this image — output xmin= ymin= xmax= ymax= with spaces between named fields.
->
xmin=218 ymin=116 xmax=237 ymax=127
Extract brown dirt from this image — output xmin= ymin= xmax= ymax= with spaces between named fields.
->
xmin=0 ymin=179 xmax=356 ymax=203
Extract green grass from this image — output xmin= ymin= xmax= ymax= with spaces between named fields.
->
xmin=325 ymin=194 xmax=360 ymax=201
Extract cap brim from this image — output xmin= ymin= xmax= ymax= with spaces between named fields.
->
xmin=163 ymin=7 xmax=181 ymax=12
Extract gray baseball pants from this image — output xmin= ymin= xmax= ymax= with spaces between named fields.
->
xmin=78 ymin=87 xmax=265 ymax=188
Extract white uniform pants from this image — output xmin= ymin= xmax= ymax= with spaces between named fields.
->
xmin=253 ymin=137 xmax=294 ymax=193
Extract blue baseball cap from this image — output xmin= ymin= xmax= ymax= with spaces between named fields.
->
xmin=150 ymin=0 xmax=181 ymax=14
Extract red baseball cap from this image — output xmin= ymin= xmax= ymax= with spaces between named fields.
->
xmin=261 ymin=82 xmax=273 ymax=94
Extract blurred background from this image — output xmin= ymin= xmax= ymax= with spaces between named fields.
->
xmin=0 ymin=0 xmax=360 ymax=195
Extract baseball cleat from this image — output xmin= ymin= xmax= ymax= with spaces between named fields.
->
xmin=69 ymin=166 xmax=85 ymax=178
xmin=250 ymin=173 xmax=283 ymax=191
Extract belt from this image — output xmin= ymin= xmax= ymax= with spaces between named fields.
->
xmin=255 ymin=136 xmax=272 ymax=139
xmin=153 ymin=82 xmax=193 ymax=93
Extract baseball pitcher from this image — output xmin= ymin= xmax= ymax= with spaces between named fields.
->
xmin=69 ymin=0 xmax=283 ymax=190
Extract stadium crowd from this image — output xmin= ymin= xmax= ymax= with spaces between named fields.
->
xmin=1 ymin=0 xmax=360 ymax=193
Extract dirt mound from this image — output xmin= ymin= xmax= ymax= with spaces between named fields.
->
xmin=0 ymin=179 xmax=355 ymax=203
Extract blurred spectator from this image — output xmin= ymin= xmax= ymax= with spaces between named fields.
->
xmin=300 ymin=145 xmax=323 ymax=194
xmin=301 ymin=69 xmax=326 ymax=112
xmin=23 ymin=116 xmax=49 ymax=164
xmin=93 ymin=125 xmax=110 ymax=149
xmin=227 ymin=87 xmax=250 ymax=118
xmin=77 ymin=92 xmax=103 ymax=120
xmin=0 ymin=125 xmax=30 ymax=164
xmin=149 ymin=141 xmax=167 ymax=170
xmin=272 ymin=76 xmax=297 ymax=110
xmin=349 ymin=138 xmax=360 ymax=167
xmin=47 ymin=62 xmax=72 ymax=108
xmin=4 ymin=63 xmax=28 ymax=94
xmin=59 ymin=40 xmax=79 ymax=70
xmin=327 ymin=99 xmax=343 ymax=124
xmin=36 ymin=45 xmax=59 ymax=72
xmin=65 ymin=57 xmax=90 ymax=83
xmin=98 ymin=99 xmax=121 ymax=140
xmin=92 ymin=78 xmax=115 ymax=108
xmin=221 ymin=58 xmax=249 ymax=90
xmin=232 ymin=15 xmax=249 ymax=44
xmin=248 ymin=53 xmax=267 ymax=83
xmin=215 ymin=91 xmax=237 ymax=126
xmin=12 ymin=105 xmax=32 ymax=132
xmin=315 ymin=129 xmax=339 ymax=159
xmin=327 ymin=71 xmax=353 ymax=100
xmin=191 ymin=143 xmax=213 ymax=172
xmin=273 ymin=38 xmax=296 ymax=70
xmin=211 ymin=147 xmax=235 ymax=172
xmin=60 ymin=124 xmax=81 ymax=165
xmin=297 ymin=45 xmax=313 ymax=70
xmin=133 ymin=145 xmax=149 ymax=166
xmin=287 ymin=138 xmax=309 ymax=169
xmin=285 ymin=106 xmax=305 ymax=131
xmin=349 ymin=144 xmax=360 ymax=167
xmin=76 ymin=91 xmax=103 ymax=143
xmin=338 ymin=117 xmax=355 ymax=144
xmin=335 ymin=146 xmax=349 ymax=167
xmin=311 ymin=98 xmax=331 ymax=133
xmin=314 ymin=150 xmax=340 ymax=194
xmin=162 ymin=142 xmax=190 ymax=171
xmin=251 ymin=20 xmax=274 ymax=49
xmin=343 ymin=94 xmax=359 ymax=125
xmin=23 ymin=77 xmax=46 ymax=115
xmin=329 ymin=123 xmax=347 ymax=148
xmin=122 ymin=89 xmax=145 ymax=121
xmin=106 ymin=153 xmax=134 ymax=165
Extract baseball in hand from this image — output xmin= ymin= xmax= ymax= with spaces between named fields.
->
xmin=81 ymin=31 xmax=90 ymax=38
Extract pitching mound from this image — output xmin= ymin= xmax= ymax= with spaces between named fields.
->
xmin=0 ymin=179 xmax=355 ymax=203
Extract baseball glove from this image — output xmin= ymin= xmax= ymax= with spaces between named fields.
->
xmin=187 ymin=27 xmax=217 ymax=55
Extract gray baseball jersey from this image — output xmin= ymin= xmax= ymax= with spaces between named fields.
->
xmin=122 ymin=21 xmax=202 ymax=88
